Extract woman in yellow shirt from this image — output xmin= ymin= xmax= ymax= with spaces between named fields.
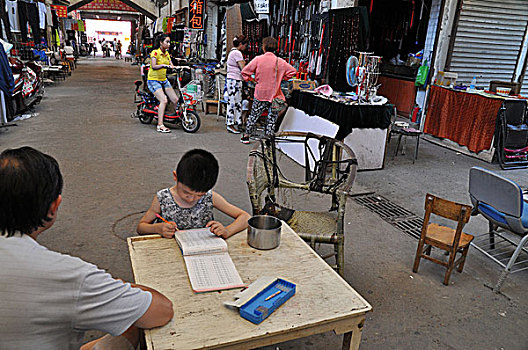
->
xmin=147 ymin=34 xmax=177 ymax=133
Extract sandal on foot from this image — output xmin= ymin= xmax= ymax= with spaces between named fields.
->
xmin=157 ymin=125 xmax=171 ymax=133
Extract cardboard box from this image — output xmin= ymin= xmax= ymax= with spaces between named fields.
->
xmin=289 ymin=80 xmax=317 ymax=91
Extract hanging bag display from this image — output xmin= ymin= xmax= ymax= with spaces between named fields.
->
xmin=415 ymin=59 xmax=429 ymax=87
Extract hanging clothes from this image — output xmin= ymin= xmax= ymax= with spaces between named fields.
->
xmin=0 ymin=43 xmax=13 ymax=96
xmin=18 ymin=1 xmax=40 ymax=42
xmin=0 ymin=0 xmax=12 ymax=41
xmin=166 ymin=17 xmax=174 ymax=33
xmin=6 ymin=0 xmax=19 ymax=32
xmin=53 ymin=28 xmax=60 ymax=47
xmin=162 ymin=17 xmax=168 ymax=33
xmin=37 ymin=1 xmax=46 ymax=30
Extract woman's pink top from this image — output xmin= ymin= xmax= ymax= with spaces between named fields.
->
xmin=241 ymin=52 xmax=297 ymax=102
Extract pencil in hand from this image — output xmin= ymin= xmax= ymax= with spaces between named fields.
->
xmin=156 ymin=213 xmax=177 ymax=228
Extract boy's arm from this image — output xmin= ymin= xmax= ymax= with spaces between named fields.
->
xmin=208 ymin=191 xmax=251 ymax=238
xmin=137 ymin=195 xmax=177 ymax=238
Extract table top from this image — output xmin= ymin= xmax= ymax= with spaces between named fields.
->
xmin=128 ymin=223 xmax=372 ymax=350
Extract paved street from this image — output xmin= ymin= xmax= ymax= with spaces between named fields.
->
xmin=1 ymin=57 xmax=527 ymax=349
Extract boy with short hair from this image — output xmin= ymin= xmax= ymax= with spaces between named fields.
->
xmin=137 ymin=149 xmax=250 ymax=239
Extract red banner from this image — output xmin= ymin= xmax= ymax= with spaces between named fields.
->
xmin=189 ymin=0 xmax=205 ymax=30
xmin=51 ymin=5 xmax=67 ymax=18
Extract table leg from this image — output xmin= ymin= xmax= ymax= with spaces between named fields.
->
xmin=413 ymin=135 xmax=420 ymax=163
xmin=393 ymin=134 xmax=403 ymax=159
xmin=341 ymin=322 xmax=364 ymax=350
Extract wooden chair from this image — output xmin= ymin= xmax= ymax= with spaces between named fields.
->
xmin=246 ymin=132 xmax=358 ymax=276
xmin=412 ymin=193 xmax=474 ymax=285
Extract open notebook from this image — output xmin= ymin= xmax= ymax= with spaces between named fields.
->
xmin=174 ymin=228 xmax=245 ymax=293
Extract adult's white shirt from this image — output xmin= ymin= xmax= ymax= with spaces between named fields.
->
xmin=0 ymin=234 xmax=152 ymax=350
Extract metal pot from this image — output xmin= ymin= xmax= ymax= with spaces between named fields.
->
xmin=247 ymin=215 xmax=282 ymax=250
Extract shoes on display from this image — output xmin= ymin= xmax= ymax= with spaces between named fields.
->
xmin=240 ymin=136 xmax=250 ymax=144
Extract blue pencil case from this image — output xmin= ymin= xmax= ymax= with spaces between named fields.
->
xmin=224 ymin=276 xmax=296 ymax=324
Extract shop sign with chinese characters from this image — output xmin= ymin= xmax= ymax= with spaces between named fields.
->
xmin=189 ymin=0 xmax=205 ymax=30
xmin=51 ymin=5 xmax=67 ymax=18
xmin=254 ymin=0 xmax=269 ymax=13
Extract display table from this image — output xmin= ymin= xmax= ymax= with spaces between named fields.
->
xmin=289 ymin=90 xmax=392 ymax=140
xmin=128 ymin=223 xmax=372 ymax=350
xmin=424 ymin=85 xmax=504 ymax=153
xmin=288 ymin=90 xmax=393 ymax=170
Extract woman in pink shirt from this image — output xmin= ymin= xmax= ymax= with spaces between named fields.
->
xmin=240 ymin=37 xmax=296 ymax=144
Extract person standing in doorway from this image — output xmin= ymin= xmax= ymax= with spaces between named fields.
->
xmin=225 ymin=35 xmax=247 ymax=134
xmin=100 ymin=39 xmax=106 ymax=57
xmin=240 ymin=37 xmax=296 ymax=144
xmin=116 ymin=40 xmax=122 ymax=59
xmin=147 ymin=34 xmax=178 ymax=133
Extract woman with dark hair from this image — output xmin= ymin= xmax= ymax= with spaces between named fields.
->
xmin=240 ymin=37 xmax=296 ymax=144
xmin=147 ymin=33 xmax=177 ymax=133
xmin=225 ymin=35 xmax=248 ymax=134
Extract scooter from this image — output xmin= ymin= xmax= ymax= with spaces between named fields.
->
xmin=7 ymin=56 xmax=44 ymax=121
xmin=132 ymin=66 xmax=200 ymax=133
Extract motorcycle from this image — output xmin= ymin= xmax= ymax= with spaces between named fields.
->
xmin=132 ymin=66 xmax=201 ymax=133
xmin=7 ymin=56 xmax=44 ymax=121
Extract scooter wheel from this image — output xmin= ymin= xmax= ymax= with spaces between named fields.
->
xmin=138 ymin=106 xmax=153 ymax=124
xmin=182 ymin=110 xmax=201 ymax=133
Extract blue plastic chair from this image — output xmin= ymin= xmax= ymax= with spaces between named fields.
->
xmin=468 ymin=167 xmax=528 ymax=292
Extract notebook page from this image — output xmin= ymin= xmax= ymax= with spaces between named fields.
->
xmin=175 ymin=228 xmax=227 ymax=256
xmin=183 ymin=253 xmax=245 ymax=292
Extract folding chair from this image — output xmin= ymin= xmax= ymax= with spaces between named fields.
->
xmin=468 ymin=167 xmax=528 ymax=292
xmin=496 ymin=100 xmax=528 ymax=170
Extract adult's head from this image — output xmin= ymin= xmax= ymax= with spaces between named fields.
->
xmin=233 ymin=35 xmax=248 ymax=50
xmin=154 ymin=34 xmax=170 ymax=50
xmin=175 ymin=149 xmax=219 ymax=193
xmin=262 ymin=37 xmax=278 ymax=54
xmin=0 ymin=147 xmax=63 ymax=237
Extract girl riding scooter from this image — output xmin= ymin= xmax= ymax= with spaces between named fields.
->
xmin=147 ymin=34 xmax=179 ymax=133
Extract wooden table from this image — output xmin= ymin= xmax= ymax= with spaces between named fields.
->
xmin=128 ymin=223 xmax=372 ymax=350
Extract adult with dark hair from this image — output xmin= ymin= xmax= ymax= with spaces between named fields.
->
xmin=0 ymin=147 xmax=174 ymax=349
xmin=147 ymin=33 xmax=178 ymax=133
xmin=137 ymin=149 xmax=250 ymax=239
xmin=225 ymin=35 xmax=248 ymax=134
xmin=240 ymin=36 xmax=296 ymax=144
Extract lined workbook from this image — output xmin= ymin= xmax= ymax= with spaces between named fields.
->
xmin=174 ymin=228 xmax=245 ymax=293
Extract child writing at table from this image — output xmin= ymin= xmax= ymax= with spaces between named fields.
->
xmin=137 ymin=149 xmax=250 ymax=239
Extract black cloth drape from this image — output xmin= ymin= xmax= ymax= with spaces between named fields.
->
xmin=288 ymin=90 xmax=392 ymax=140
xmin=327 ymin=7 xmax=369 ymax=92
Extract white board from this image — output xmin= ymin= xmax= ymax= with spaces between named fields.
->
xmin=277 ymin=107 xmax=339 ymax=170
xmin=344 ymin=128 xmax=388 ymax=170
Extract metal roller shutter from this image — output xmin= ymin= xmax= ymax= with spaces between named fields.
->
xmin=447 ymin=0 xmax=528 ymax=93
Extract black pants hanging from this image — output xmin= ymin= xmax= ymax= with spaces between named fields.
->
xmin=18 ymin=1 xmax=40 ymax=43
xmin=0 ymin=0 xmax=12 ymax=41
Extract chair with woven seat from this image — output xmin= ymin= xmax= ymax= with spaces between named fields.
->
xmin=413 ymin=193 xmax=474 ymax=285
xmin=246 ymin=132 xmax=358 ymax=276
